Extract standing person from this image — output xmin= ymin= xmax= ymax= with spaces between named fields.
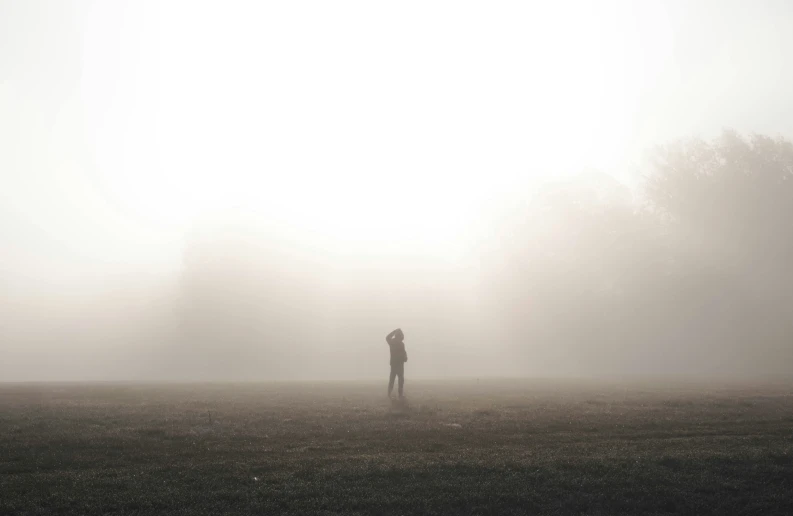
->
xmin=385 ymin=328 xmax=408 ymax=398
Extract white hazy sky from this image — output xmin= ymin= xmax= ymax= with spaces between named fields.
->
xmin=3 ymin=0 xmax=793 ymax=290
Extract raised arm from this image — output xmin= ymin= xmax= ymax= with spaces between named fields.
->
xmin=385 ymin=328 xmax=399 ymax=345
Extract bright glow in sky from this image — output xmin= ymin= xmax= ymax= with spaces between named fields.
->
xmin=3 ymin=0 xmax=793 ymax=285
xmin=95 ymin=1 xmax=659 ymax=248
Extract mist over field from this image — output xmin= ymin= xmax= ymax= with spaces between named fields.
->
xmin=4 ymin=0 xmax=793 ymax=381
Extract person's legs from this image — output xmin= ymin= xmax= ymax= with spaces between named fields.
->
xmin=397 ymin=363 xmax=405 ymax=397
xmin=388 ymin=366 xmax=397 ymax=397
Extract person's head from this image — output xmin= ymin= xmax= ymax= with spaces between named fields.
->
xmin=395 ymin=328 xmax=404 ymax=342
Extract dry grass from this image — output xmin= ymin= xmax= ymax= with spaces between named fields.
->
xmin=2 ymin=379 xmax=792 ymax=515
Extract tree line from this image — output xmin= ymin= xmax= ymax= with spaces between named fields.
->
xmin=163 ymin=130 xmax=793 ymax=377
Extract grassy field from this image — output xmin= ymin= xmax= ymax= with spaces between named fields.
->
xmin=1 ymin=379 xmax=792 ymax=515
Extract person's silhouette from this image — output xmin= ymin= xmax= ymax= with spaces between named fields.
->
xmin=385 ymin=328 xmax=408 ymax=398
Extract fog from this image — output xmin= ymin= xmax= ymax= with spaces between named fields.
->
xmin=3 ymin=1 xmax=793 ymax=381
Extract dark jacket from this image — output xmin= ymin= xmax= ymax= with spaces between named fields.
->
xmin=386 ymin=333 xmax=408 ymax=366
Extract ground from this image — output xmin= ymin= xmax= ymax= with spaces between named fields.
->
xmin=1 ymin=379 xmax=792 ymax=515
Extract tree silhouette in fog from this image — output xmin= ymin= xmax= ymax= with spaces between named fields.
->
xmin=647 ymin=130 xmax=793 ymax=273
xmin=488 ymin=130 xmax=793 ymax=375
xmin=644 ymin=130 xmax=793 ymax=371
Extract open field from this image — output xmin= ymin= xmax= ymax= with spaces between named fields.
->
xmin=2 ymin=379 xmax=793 ymax=515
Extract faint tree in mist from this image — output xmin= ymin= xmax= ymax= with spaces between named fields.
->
xmin=644 ymin=130 xmax=793 ymax=371
xmin=487 ymin=130 xmax=793 ymax=375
